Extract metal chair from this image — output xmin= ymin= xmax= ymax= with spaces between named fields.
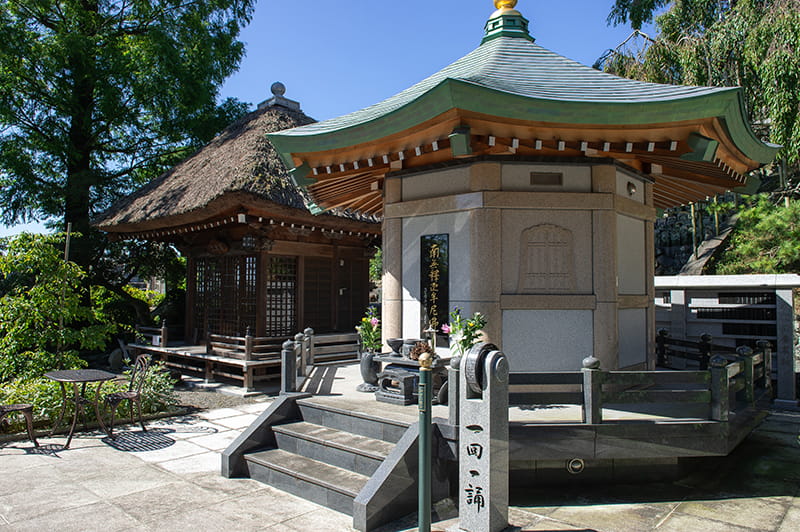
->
xmin=0 ymin=403 xmax=39 ymax=447
xmin=104 ymin=354 xmax=151 ymax=438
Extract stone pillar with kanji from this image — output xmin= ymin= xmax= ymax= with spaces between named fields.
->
xmin=459 ymin=343 xmax=509 ymax=532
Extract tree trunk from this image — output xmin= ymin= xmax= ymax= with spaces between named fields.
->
xmin=64 ymin=3 xmax=99 ymax=274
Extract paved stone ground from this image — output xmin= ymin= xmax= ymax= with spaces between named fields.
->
xmin=1 ymin=389 xmax=799 ymax=531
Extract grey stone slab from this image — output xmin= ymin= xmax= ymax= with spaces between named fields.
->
xmin=295 ymin=435 xmax=357 ymax=471
xmin=78 ymin=463 xmax=174 ymax=499
xmin=0 ymin=482 xmax=101 ymax=524
xmin=548 ymin=502 xmax=675 ymax=532
xmin=657 ymin=511 xmax=763 ymax=532
xmin=9 ymin=501 xmax=141 ymax=532
xmin=508 ymin=507 xmax=551 ymax=529
xmin=182 ymin=471 xmax=269 ymax=498
xmin=157 ymin=450 xmax=223 ymax=474
xmin=273 ymin=430 xmax=298 ymax=453
xmin=674 ymin=496 xmax=791 ymax=531
xmin=132 ymin=438 xmax=210 ymax=463
xmin=265 ymin=507 xmax=356 ymax=531
xmin=108 ymin=481 xmax=219 ymax=526
xmin=0 ymin=460 xmax=70 ymax=496
xmin=211 ymin=413 xmax=259 ymax=430
xmin=184 ymin=429 xmax=239 ymax=451
xmin=778 ymin=501 xmax=800 ymax=532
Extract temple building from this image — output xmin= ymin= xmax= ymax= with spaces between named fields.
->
xmin=98 ymin=84 xmax=380 ymax=342
xmin=266 ymin=0 xmax=779 ymax=371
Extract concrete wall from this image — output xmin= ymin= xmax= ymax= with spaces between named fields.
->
xmin=384 ymin=159 xmax=655 ymax=371
xmin=655 ymin=274 xmax=800 ymax=401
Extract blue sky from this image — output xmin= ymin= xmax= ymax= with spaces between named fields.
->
xmin=220 ymin=0 xmax=651 ymax=120
xmin=1 ymin=0 xmax=651 ymax=237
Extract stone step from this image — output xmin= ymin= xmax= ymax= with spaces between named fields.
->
xmin=297 ymin=397 xmax=411 ymax=444
xmin=273 ymin=421 xmax=393 ymax=476
xmin=245 ymin=448 xmax=369 ymax=516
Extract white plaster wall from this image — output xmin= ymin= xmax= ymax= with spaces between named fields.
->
xmin=401 ymin=212 xmax=471 ymax=339
xmin=402 ymin=167 xmax=470 ymax=202
xmin=501 ymin=210 xmax=593 ymax=294
xmin=618 ymin=308 xmax=648 ymax=367
xmin=617 ymin=214 xmax=646 ymax=295
xmin=616 ymin=170 xmax=646 ymax=204
xmin=502 ymin=310 xmax=594 ymax=372
xmin=502 ymin=163 xmax=592 ymax=192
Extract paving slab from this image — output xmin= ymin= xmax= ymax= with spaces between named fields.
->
xmin=2 ymin=364 xmax=800 ymax=532
xmin=157 ymin=450 xmax=222 ymax=474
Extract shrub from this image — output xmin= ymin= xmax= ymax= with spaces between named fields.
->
xmin=0 ymin=359 xmax=179 ymax=434
xmin=0 ymin=233 xmax=116 ymax=382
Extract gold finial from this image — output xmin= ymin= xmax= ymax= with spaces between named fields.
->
xmin=494 ymin=0 xmax=518 ymax=9
xmin=419 ymin=352 xmax=433 ymax=369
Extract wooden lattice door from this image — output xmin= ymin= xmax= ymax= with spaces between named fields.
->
xmin=193 ymin=254 xmax=258 ymax=338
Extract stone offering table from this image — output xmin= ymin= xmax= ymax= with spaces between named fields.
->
xmin=373 ymin=354 xmax=449 ymax=405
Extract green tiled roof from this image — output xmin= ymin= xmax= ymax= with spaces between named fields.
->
xmin=269 ymin=30 xmax=777 ymax=165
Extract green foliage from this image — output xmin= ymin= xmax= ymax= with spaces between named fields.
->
xmin=604 ymin=0 xmax=800 ymax=166
xmin=711 ymin=195 xmax=800 ymax=273
xmin=0 ymin=359 xmax=178 ymax=434
xmin=0 ymin=0 xmax=254 ymax=271
xmin=442 ymin=308 xmax=487 ymax=357
xmin=0 ymin=233 xmax=116 ymax=382
xmin=356 ymin=306 xmax=382 ymax=353
xmin=609 ymin=0 xmax=673 ymax=30
xmin=369 ymin=247 xmax=383 ymax=283
xmin=0 ymin=378 xmax=64 ymax=431
xmin=123 ymin=285 xmax=165 ymax=310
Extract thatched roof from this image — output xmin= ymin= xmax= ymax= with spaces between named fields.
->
xmin=96 ymin=100 xmax=377 ymax=234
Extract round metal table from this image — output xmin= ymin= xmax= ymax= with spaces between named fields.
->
xmin=45 ymin=369 xmax=117 ymax=448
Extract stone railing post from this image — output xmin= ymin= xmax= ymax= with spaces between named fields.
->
xmin=699 ymin=333 xmax=713 ymax=371
xmin=736 ymin=345 xmax=755 ymax=406
xmin=756 ymin=340 xmax=773 ymax=394
xmin=304 ymin=327 xmax=315 ymax=371
xmin=459 ymin=343 xmax=508 ymax=532
xmin=656 ymin=328 xmax=669 ymax=367
xmin=582 ymin=356 xmax=603 ymax=424
xmin=294 ymin=332 xmax=305 ymax=378
xmin=244 ymin=327 xmax=254 ymax=362
xmin=710 ymin=355 xmax=730 ymax=422
xmin=281 ymin=339 xmax=297 ymax=394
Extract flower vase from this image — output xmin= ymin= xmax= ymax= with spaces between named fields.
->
xmin=356 ymin=351 xmax=380 ymax=392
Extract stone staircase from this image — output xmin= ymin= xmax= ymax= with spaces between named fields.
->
xmin=239 ymin=398 xmax=411 ymax=517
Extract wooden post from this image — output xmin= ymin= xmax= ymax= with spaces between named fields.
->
xmin=244 ymin=368 xmax=254 ymax=392
xmin=204 ymin=360 xmax=214 ymax=384
xmin=160 ymin=321 xmax=168 ymax=347
xmin=710 ymin=355 xmax=730 ymax=422
xmin=244 ymin=327 xmax=253 ymax=362
xmin=699 ymin=333 xmax=713 ymax=371
xmin=756 ymin=340 xmax=773 ymax=394
xmin=656 ymin=329 xmax=669 ymax=367
xmin=582 ymin=356 xmax=602 ymax=424
xmin=737 ymin=346 xmax=755 ymax=406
